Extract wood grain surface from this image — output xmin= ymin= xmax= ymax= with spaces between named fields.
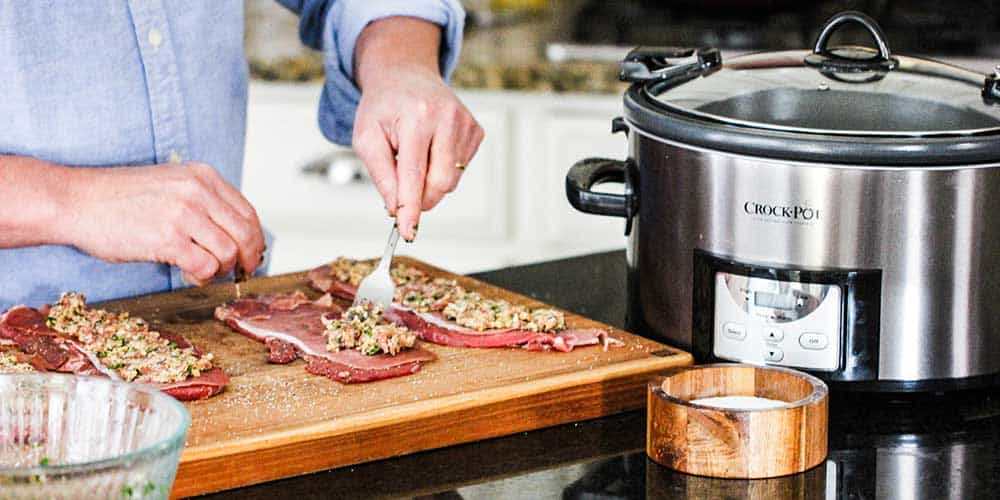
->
xmin=96 ymin=257 xmax=692 ymax=498
xmin=646 ymin=364 xmax=827 ymax=479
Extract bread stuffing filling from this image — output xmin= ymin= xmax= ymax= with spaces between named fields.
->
xmin=332 ymin=257 xmax=569 ymax=333
xmin=322 ymin=304 xmax=417 ymax=356
xmin=397 ymin=277 xmax=465 ymax=312
xmin=329 ymin=257 xmax=432 ymax=289
xmin=46 ymin=293 xmax=214 ymax=384
xmin=0 ymin=349 xmax=34 ymax=374
xmin=330 ymin=257 xmax=376 ymax=287
xmin=442 ymin=294 xmax=566 ymax=332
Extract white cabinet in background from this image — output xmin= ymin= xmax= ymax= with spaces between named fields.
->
xmin=525 ymin=107 xmax=629 ymax=254
xmin=243 ymin=82 xmax=627 ymax=275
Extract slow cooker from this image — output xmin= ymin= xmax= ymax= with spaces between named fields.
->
xmin=567 ymin=11 xmax=1000 ymax=391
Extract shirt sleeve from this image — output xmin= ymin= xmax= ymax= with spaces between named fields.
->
xmin=276 ymin=0 xmax=466 ymax=145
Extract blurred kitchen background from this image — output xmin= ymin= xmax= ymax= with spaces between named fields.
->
xmin=243 ymin=0 xmax=1000 ymax=276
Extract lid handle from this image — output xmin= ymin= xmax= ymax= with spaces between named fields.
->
xmin=620 ymin=47 xmax=721 ymax=83
xmin=805 ymin=11 xmax=897 ymax=73
xmin=813 ymin=11 xmax=891 ymax=60
xmin=985 ymin=66 xmax=1000 ymax=105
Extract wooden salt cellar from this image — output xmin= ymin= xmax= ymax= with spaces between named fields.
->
xmin=647 ymin=364 xmax=828 ymax=479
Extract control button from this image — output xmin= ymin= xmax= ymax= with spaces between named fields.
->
xmin=722 ymin=323 xmax=746 ymax=340
xmin=763 ymin=327 xmax=784 ymax=342
xmin=799 ymin=333 xmax=829 ymax=350
xmin=763 ymin=347 xmax=784 ymax=362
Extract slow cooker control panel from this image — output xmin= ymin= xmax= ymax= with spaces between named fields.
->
xmin=712 ymin=273 xmax=842 ymax=371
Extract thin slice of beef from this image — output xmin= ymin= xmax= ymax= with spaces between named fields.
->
xmin=265 ymin=337 xmax=299 ymax=364
xmin=308 ymin=263 xmax=618 ymax=352
xmin=214 ymin=292 xmax=335 ymax=364
xmin=0 ymin=306 xmax=228 ymax=401
xmin=214 ymin=292 xmax=435 ymax=384
xmin=0 ymin=306 xmax=105 ymax=377
xmin=154 ymin=367 xmax=229 ymax=401
xmin=307 ymin=265 xmax=357 ymax=301
xmin=384 ymin=307 xmax=613 ymax=352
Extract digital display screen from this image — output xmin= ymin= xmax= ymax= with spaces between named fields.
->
xmin=753 ymin=291 xmax=798 ymax=310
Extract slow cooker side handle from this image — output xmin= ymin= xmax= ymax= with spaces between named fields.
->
xmin=565 ymin=157 xmax=639 ymax=235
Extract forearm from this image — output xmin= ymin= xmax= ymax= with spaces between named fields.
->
xmin=0 ymin=156 xmax=75 ymax=248
xmin=354 ymin=16 xmax=443 ymax=91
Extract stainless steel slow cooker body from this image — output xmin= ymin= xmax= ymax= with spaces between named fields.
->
xmin=567 ymin=12 xmax=1000 ymax=391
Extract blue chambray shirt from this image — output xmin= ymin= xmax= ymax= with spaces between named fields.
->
xmin=0 ymin=0 xmax=464 ymax=311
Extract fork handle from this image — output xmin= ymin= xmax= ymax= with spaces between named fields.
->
xmin=377 ymin=224 xmax=400 ymax=270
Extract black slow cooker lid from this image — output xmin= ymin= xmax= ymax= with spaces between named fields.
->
xmin=622 ymin=11 xmax=1000 ymax=165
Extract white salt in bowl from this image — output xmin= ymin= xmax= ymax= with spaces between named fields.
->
xmin=647 ymin=363 xmax=828 ymax=478
xmin=0 ymin=374 xmax=189 ymax=499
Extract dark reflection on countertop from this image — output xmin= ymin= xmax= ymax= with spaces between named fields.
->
xmin=200 ymin=251 xmax=1000 ymax=500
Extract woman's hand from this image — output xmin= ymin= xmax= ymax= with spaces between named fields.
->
xmin=58 ymin=162 xmax=266 ymax=286
xmin=352 ymin=17 xmax=484 ymax=242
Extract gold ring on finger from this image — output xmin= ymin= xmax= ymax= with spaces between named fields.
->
xmin=455 ymin=162 xmax=467 ymax=170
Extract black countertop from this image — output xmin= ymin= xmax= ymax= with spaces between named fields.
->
xmin=201 ymin=251 xmax=1000 ymax=500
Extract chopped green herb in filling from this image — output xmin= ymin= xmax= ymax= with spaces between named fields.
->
xmin=332 ymin=258 xmax=570 ymax=333
xmin=322 ymin=304 xmax=416 ymax=356
xmin=397 ymin=277 xmax=464 ymax=312
xmin=47 ymin=293 xmax=214 ymax=384
xmin=0 ymin=350 xmax=34 ymax=373
xmin=441 ymin=294 xmax=565 ymax=332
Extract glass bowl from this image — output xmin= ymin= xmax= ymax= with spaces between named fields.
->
xmin=0 ymin=374 xmax=189 ymax=499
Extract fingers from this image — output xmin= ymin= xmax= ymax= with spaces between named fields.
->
xmin=175 ymin=239 xmax=219 ymax=286
xmin=185 ymin=210 xmax=240 ymax=279
xmin=463 ymin=119 xmax=486 ymax=170
xmin=395 ymin=118 xmax=433 ymax=241
xmin=201 ymin=193 xmax=262 ymax=276
xmin=422 ymin=112 xmax=462 ymax=211
xmin=188 ymin=163 xmax=266 ymax=276
xmin=353 ymin=123 xmax=399 ymax=216
xmin=423 ymin=108 xmax=485 ymax=211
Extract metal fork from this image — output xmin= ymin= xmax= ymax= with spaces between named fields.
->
xmin=352 ymin=224 xmax=400 ymax=309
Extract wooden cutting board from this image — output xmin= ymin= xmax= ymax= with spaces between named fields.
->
xmin=98 ymin=257 xmax=692 ymax=498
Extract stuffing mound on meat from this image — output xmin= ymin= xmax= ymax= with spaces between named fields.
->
xmin=322 ymin=304 xmax=417 ymax=356
xmin=46 ymin=293 xmax=215 ymax=384
xmin=329 ymin=257 xmax=426 ymax=288
xmin=442 ymin=294 xmax=566 ymax=333
xmin=330 ymin=258 xmax=570 ymax=333
xmin=329 ymin=257 xmax=377 ymax=287
xmin=397 ymin=277 xmax=465 ymax=312
xmin=0 ymin=348 xmax=34 ymax=373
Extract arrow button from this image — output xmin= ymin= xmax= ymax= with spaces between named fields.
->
xmin=763 ymin=347 xmax=784 ymax=362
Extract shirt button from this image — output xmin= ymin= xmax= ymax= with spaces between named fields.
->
xmin=148 ymin=28 xmax=163 ymax=49
xmin=168 ymin=150 xmax=182 ymax=163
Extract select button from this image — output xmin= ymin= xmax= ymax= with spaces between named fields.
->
xmin=799 ymin=332 xmax=829 ymax=350
xmin=722 ymin=323 xmax=747 ymax=340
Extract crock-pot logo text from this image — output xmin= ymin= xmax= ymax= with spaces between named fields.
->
xmin=743 ymin=201 xmax=820 ymax=222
